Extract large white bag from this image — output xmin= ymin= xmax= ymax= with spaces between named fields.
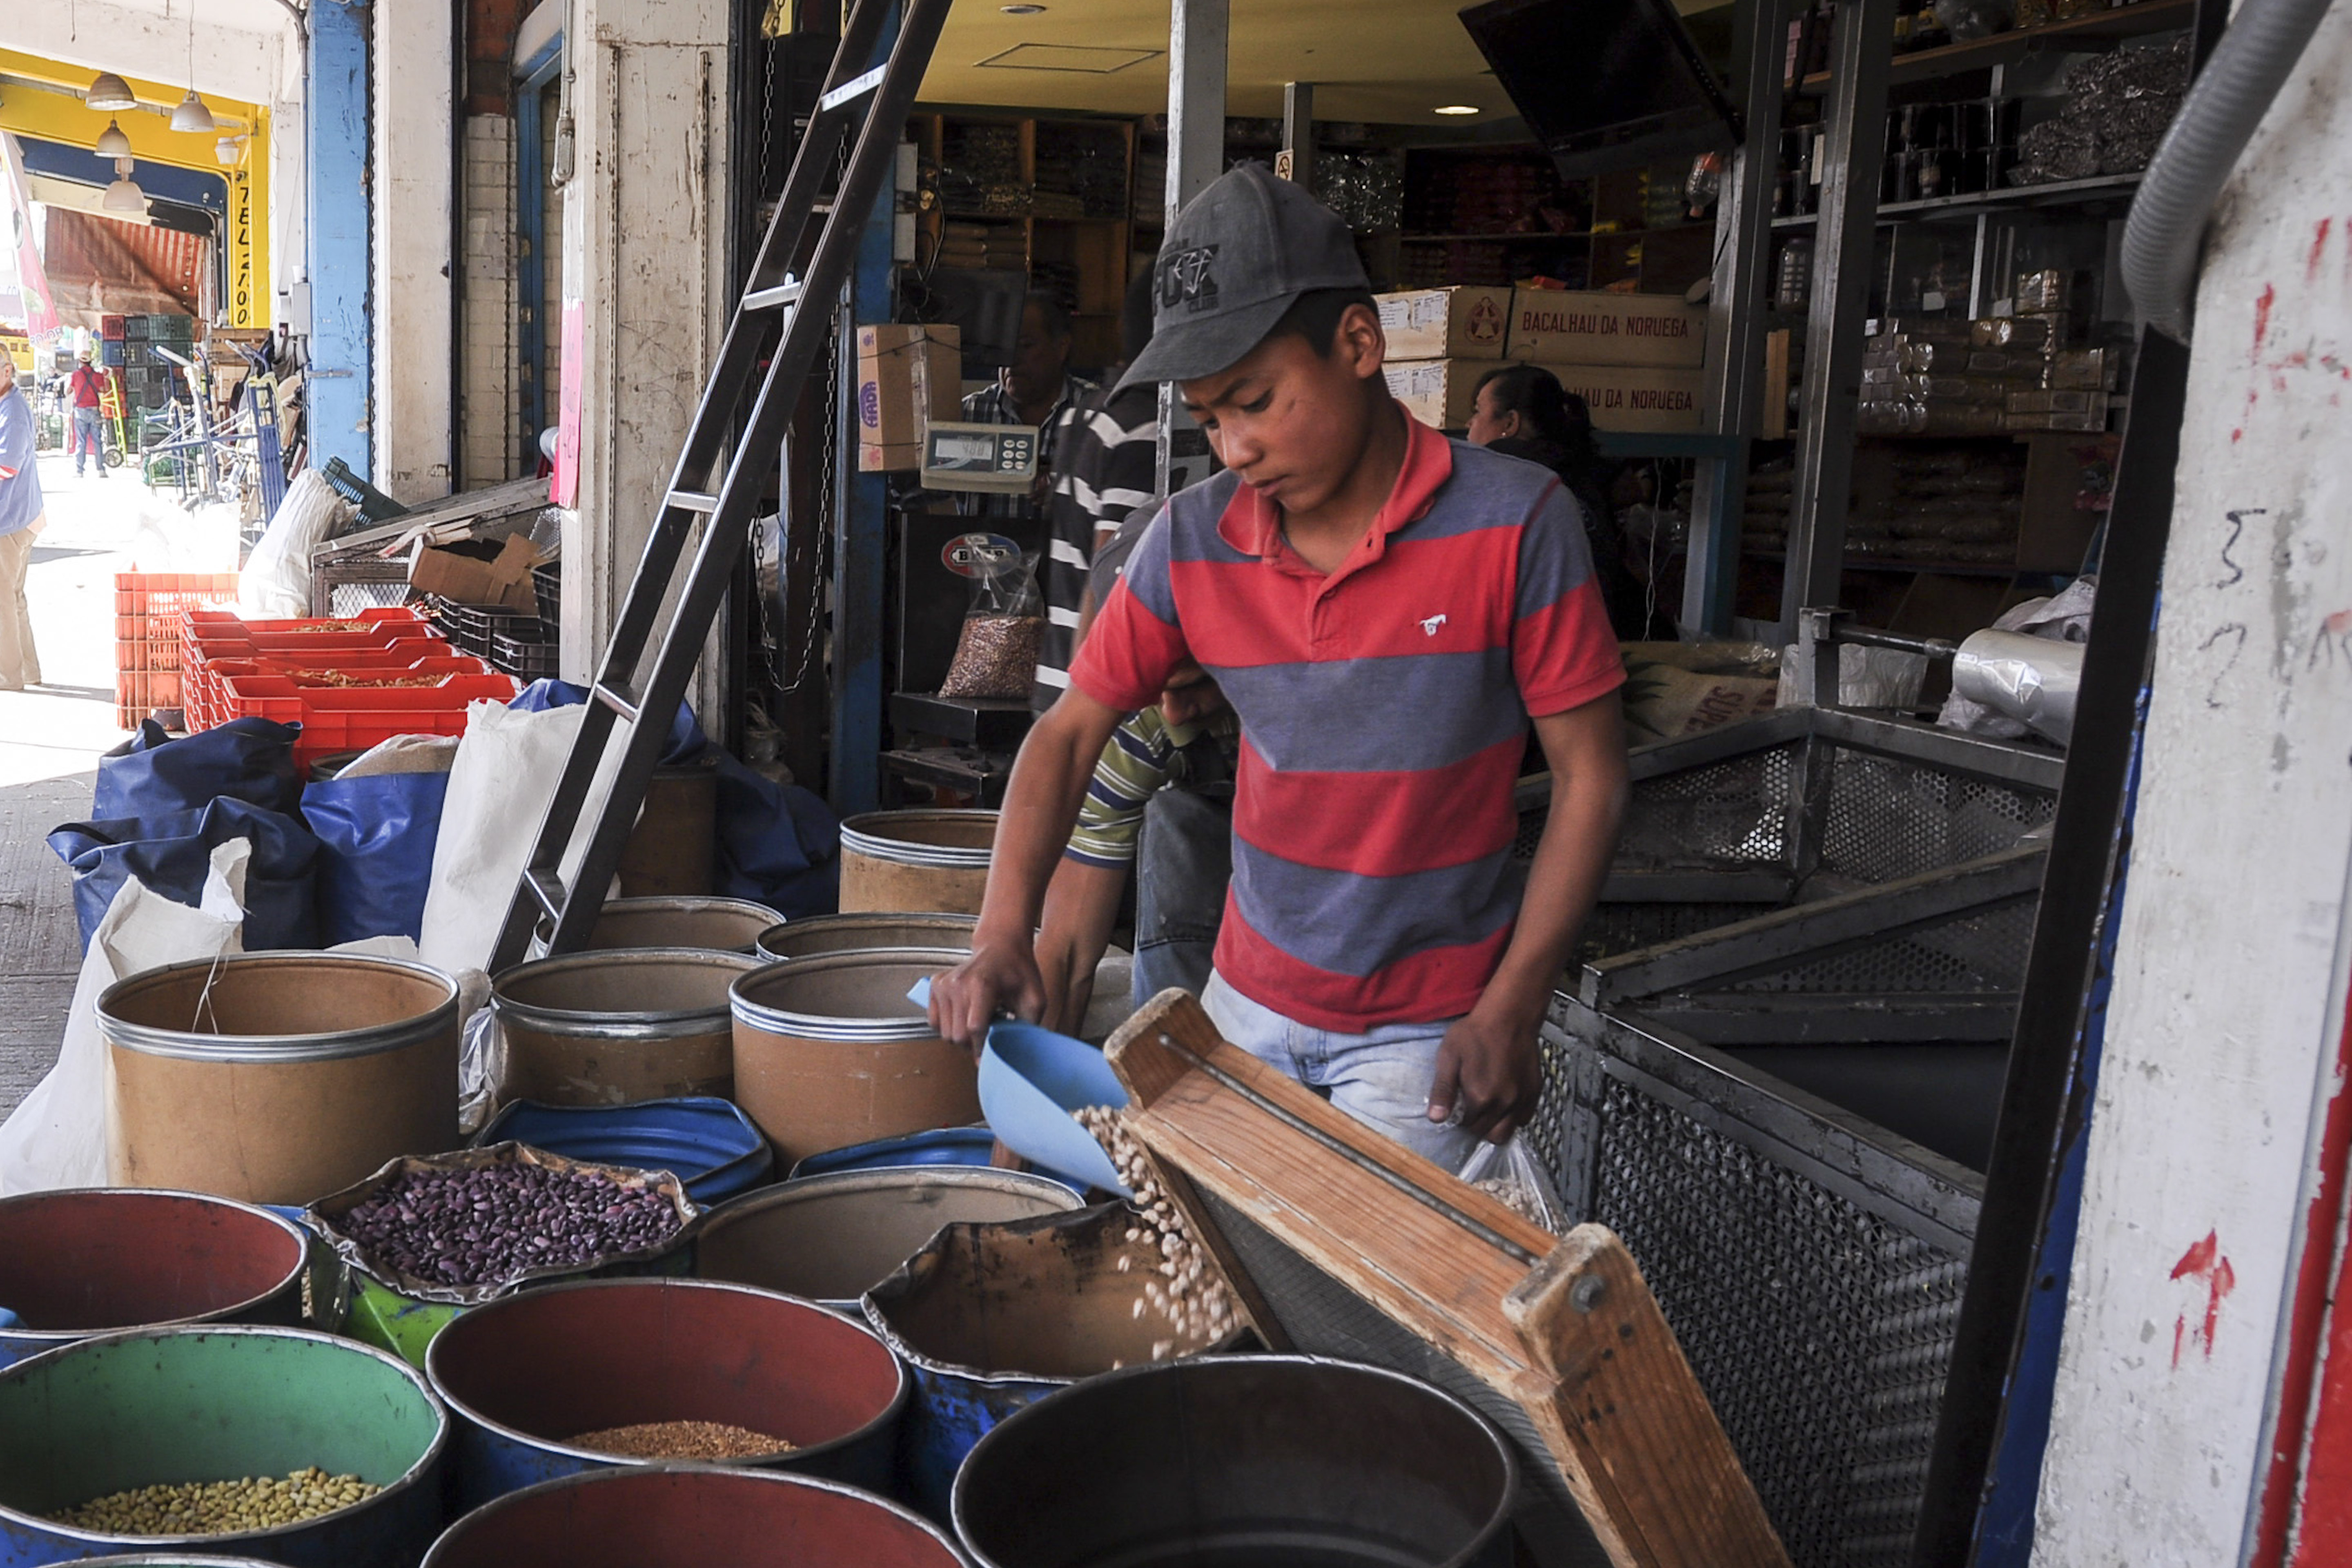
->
xmin=418 ymin=698 xmax=628 ymax=973
xmin=0 ymin=841 xmax=251 ymax=1196
xmin=238 ymin=470 xmax=355 ymax=619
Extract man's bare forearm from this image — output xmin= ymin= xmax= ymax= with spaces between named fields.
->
xmin=1474 ymin=699 xmax=1628 ymax=1027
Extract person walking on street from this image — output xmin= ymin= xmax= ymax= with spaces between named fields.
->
xmin=0 ymin=355 xmax=47 ymax=690
xmin=67 ymin=352 xmax=109 ymax=480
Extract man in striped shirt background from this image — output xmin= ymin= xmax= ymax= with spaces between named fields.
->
xmin=931 ymin=165 xmax=1628 ymax=1164
xmin=1031 ymin=272 xmax=1159 ymax=709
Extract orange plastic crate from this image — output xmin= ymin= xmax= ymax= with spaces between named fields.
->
xmin=114 ymin=572 xmax=240 ymax=708
xmin=214 ymin=672 xmax=518 ymax=764
xmin=185 ymin=642 xmax=462 ymax=730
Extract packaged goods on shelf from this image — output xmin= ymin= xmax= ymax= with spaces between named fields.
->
xmin=1382 ymin=359 xmax=1485 ymax=429
xmin=1546 ymin=362 xmax=1706 ymax=433
xmin=1504 ymin=288 xmax=1706 ymax=368
xmin=1376 ymin=287 xmax=1511 ymax=361
xmin=1381 ymin=356 xmax=1702 ymax=433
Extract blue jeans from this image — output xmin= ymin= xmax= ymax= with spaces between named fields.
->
xmin=1131 ymin=783 xmax=1232 ymax=1008
xmin=1202 ymin=971 xmax=1477 ymax=1169
xmin=72 ymin=408 xmax=107 ymax=473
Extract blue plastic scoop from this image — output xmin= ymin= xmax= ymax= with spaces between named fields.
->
xmin=978 ymin=1020 xmax=1131 ymax=1195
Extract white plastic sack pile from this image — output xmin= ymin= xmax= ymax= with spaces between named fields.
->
xmin=238 ymin=469 xmax=357 ymax=619
xmin=0 ymin=841 xmax=251 ymax=1196
xmin=418 ymin=697 xmax=629 ymax=974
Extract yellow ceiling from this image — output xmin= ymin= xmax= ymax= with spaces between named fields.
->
xmin=919 ymin=0 xmax=1726 ymax=127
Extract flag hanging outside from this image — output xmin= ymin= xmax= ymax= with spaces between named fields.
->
xmin=0 ymin=132 xmax=60 ymax=336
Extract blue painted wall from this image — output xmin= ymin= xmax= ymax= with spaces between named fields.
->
xmin=827 ymin=11 xmax=900 ymax=817
xmin=306 ymin=0 xmax=371 ymax=481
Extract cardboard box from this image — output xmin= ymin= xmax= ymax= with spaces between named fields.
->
xmin=1544 ymin=362 xmax=1706 ymax=433
xmin=1376 ymin=287 xmax=1511 ymax=362
xmin=1385 ymin=358 xmax=1708 ymax=434
xmin=1382 ymin=359 xmax=1487 ymax=430
xmin=1506 ymin=289 xmax=1706 ymax=368
xmin=409 ymin=532 xmax=539 ymax=610
xmin=859 ymin=441 xmax=925 ymax=473
xmin=854 ymin=324 xmax=960 ymax=452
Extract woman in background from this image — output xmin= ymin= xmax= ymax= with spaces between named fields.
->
xmin=1466 ymin=363 xmax=1648 ymax=640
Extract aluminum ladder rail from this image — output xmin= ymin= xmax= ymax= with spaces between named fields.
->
xmin=487 ymin=0 xmax=950 ymax=973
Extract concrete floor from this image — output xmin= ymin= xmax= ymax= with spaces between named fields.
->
xmin=0 ymin=453 xmax=238 ymax=1118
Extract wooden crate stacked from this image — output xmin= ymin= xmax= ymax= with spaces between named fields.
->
xmin=113 ymin=572 xmax=241 ymax=728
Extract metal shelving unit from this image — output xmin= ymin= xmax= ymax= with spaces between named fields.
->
xmin=1684 ymin=0 xmax=2197 ymax=637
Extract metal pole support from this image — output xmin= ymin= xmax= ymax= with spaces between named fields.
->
xmin=1780 ymin=0 xmax=1895 ymax=640
xmin=1684 ymin=0 xmax=1790 ymax=636
xmin=1155 ymin=0 xmax=1228 ymax=498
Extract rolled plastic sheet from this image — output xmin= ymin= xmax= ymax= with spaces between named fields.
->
xmin=1951 ymin=629 xmax=2085 ymax=745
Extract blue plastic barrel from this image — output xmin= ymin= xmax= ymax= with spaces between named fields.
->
xmin=472 ymin=1098 xmax=773 ymax=1205
xmin=787 ymin=1126 xmax=1087 ymax=1194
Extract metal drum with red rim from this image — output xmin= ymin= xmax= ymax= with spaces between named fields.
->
xmin=423 ymin=1276 xmax=906 ymax=1510
xmin=422 ymin=1467 xmax=964 ymax=1568
xmin=0 ymin=1189 xmax=308 ymax=1371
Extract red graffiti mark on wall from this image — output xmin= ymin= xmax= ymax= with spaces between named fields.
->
xmin=2312 ymin=219 xmax=2334 ymax=283
xmin=2172 ymin=1231 xmax=2238 ymax=1369
xmin=2255 ymin=285 xmax=2278 ymax=360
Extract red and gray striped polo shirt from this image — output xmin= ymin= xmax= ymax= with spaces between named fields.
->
xmin=1068 ymin=413 xmax=1624 ymax=1032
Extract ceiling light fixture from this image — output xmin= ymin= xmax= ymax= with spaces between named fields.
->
xmin=171 ymin=89 xmax=216 ymax=132
xmin=102 ymin=158 xmax=147 ymax=214
xmin=94 ymin=118 xmax=133 ymax=158
xmin=86 ymin=72 xmax=136 ymax=111
xmin=1000 ymin=4 xmax=1048 ymax=12
xmin=172 ymin=0 xmax=216 ymax=133
xmin=1433 ymin=104 xmax=1481 ymax=116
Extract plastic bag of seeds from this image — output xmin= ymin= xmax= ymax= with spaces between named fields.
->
xmin=301 ymin=1143 xmax=702 ymax=1307
xmin=938 ymin=541 xmax=1045 ymax=700
xmin=1457 ymin=1135 xmax=1566 ymax=1234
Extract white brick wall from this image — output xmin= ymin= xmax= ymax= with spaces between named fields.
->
xmin=459 ymin=114 xmax=519 ymax=490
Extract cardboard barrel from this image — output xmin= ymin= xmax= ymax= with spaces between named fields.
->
xmin=532 ymin=896 xmax=785 ymax=958
xmin=729 ymin=951 xmax=980 ymax=1164
xmin=491 ymin=949 xmax=763 ymax=1107
xmin=616 ymin=760 xmax=718 ymax=898
xmin=755 ymin=913 xmax=978 ymax=964
xmin=98 ymin=953 xmax=460 ymax=1207
xmin=836 ymin=811 xmax=996 ymax=916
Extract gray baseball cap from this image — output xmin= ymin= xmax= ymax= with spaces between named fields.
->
xmin=1114 ymin=162 xmax=1370 ymax=393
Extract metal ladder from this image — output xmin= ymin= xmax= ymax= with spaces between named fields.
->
xmin=488 ymin=0 xmax=951 ymax=973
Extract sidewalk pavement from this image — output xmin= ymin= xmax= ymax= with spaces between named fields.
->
xmin=0 ymin=452 xmax=239 ymax=1117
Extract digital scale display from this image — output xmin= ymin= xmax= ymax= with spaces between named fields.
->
xmin=920 ymin=421 xmax=1040 ymax=493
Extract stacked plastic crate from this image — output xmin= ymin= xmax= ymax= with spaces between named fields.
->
xmin=113 ymin=572 xmax=242 ymax=727
xmin=178 ymin=607 xmax=517 ymax=766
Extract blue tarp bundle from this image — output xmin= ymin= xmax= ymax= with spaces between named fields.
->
xmin=302 ymin=770 xmax=452 ymax=945
xmin=49 ymin=798 xmax=321 ymax=952
xmin=508 ymin=680 xmax=840 ymax=917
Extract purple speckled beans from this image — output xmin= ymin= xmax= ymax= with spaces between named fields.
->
xmin=338 ymin=1163 xmax=681 ymax=1287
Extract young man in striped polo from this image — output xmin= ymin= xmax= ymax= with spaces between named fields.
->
xmin=929 ymin=164 xmax=1628 ymax=1162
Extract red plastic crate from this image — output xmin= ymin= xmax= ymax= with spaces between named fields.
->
xmin=185 ymin=642 xmax=462 ymax=730
xmin=111 ymin=667 xmax=186 ymax=728
xmin=215 ymin=673 xmax=518 ymax=764
xmin=114 ymin=572 xmax=239 ymax=711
